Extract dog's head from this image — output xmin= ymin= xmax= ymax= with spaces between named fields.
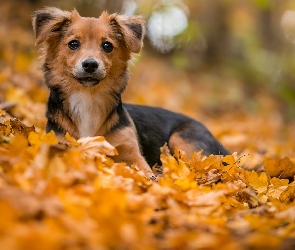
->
xmin=32 ymin=7 xmax=145 ymax=88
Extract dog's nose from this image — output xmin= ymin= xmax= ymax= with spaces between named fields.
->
xmin=82 ymin=59 xmax=98 ymax=73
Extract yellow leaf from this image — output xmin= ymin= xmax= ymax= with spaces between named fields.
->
xmin=188 ymin=150 xmax=203 ymax=166
xmin=160 ymin=145 xmax=179 ymax=173
xmin=41 ymin=131 xmax=59 ymax=145
xmin=280 ymin=186 xmax=295 ymax=203
xmin=65 ymin=132 xmax=80 ymax=146
xmin=222 ymin=154 xmax=236 ymax=167
xmin=177 ymin=160 xmax=191 ymax=179
xmin=28 ymin=131 xmax=41 ymax=146
xmin=10 ymin=134 xmax=28 ymax=152
xmin=270 ymin=177 xmax=289 ymax=188
xmin=175 ymin=178 xmax=197 ymax=191
xmin=185 ymin=190 xmax=225 ymax=208
xmin=0 ymin=123 xmax=11 ymax=136
xmin=264 ymin=157 xmax=295 ymax=178
xmin=77 ymin=136 xmax=118 ymax=159
xmin=201 ymin=155 xmax=221 ymax=170
xmin=245 ymin=171 xmax=268 ymax=194
xmin=46 ymin=155 xmax=67 ymax=178
xmin=10 ymin=118 xmax=35 ymax=138
xmin=267 ymin=185 xmax=288 ymax=200
xmin=5 ymin=86 xmax=31 ymax=104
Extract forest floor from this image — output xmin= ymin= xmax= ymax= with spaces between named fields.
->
xmin=0 ymin=50 xmax=295 ymax=249
xmin=0 ymin=3 xmax=295 ymax=249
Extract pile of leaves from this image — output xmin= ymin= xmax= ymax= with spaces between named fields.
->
xmin=0 ymin=4 xmax=295 ymax=247
xmin=0 ymin=112 xmax=295 ymax=249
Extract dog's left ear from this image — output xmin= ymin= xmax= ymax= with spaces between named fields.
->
xmin=109 ymin=14 xmax=145 ymax=53
xmin=32 ymin=7 xmax=79 ymax=45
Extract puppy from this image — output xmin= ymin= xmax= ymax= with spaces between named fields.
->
xmin=32 ymin=7 xmax=229 ymax=180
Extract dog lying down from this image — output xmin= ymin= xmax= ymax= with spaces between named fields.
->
xmin=32 ymin=7 xmax=229 ymax=180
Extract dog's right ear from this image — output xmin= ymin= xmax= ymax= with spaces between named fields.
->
xmin=32 ymin=7 xmax=77 ymax=45
xmin=107 ymin=13 xmax=145 ymax=53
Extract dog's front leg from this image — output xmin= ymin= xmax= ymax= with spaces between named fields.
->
xmin=106 ymin=128 xmax=156 ymax=181
xmin=116 ymin=145 xmax=156 ymax=181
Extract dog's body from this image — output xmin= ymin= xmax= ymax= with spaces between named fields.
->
xmin=32 ymin=7 xmax=229 ymax=180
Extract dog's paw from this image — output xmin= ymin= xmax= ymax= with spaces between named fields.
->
xmin=149 ymin=174 xmax=157 ymax=182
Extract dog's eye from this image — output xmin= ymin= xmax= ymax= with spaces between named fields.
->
xmin=68 ymin=40 xmax=80 ymax=50
xmin=102 ymin=41 xmax=113 ymax=53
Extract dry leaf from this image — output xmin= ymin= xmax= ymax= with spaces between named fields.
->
xmin=0 ymin=122 xmax=11 ymax=136
xmin=279 ymin=186 xmax=295 ymax=203
xmin=245 ymin=171 xmax=268 ymax=194
xmin=65 ymin=132 xmax=80 ymax=146
xmin=264 ymin=157 xmax=295 ymax=178
xmin=77 ymin=136 xmax=118 ymax=159
xmin=0 ymin=4 xmax=294 ymax=248
xmin=10 ymin=118 xmax=35 ymax=138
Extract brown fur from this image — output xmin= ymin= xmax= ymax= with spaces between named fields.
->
xmin=32 ymin=7 xmax=155 ymax=179
xmin=32 ymin=7 xmax=229 ymax=181
xmin=107 ymin=126 xmax=152 ymax=176
xmin=32 ymin=7 xmax=142 ymax=136
xmin=169 ymin=132 xmax=197 ymax=157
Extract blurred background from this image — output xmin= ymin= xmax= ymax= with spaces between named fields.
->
xmin=0 ymin=0 xmax=295 ymax=160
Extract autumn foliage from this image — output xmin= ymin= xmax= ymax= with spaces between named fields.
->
xmin=0 ymin=115 xmax=295 ymax=249
xmin=1 ymin=1 xmax=295 ymax=250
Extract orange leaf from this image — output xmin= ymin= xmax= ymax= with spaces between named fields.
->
xmin=65 ymin=132 xmax=80 ymax=146
xmin=279 ymin=186 xmax=295 ymax=203
xmin=264 ymin=157 xmax=295 ymax=178
xmin=77 ymin=136 xmax=118 ymax=159
xmin=10 ymin=118 xmax=35 ymax=138
xmin=41 ymin=131 xmax=59 ymax=145
xmin=245 ymin=171 xmax=268 ymax=194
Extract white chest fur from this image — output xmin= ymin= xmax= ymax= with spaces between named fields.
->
xmin=69 ymin=91 xmax=103 ymax=138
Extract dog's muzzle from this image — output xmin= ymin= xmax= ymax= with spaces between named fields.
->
xmin=82 ymin=59 xmax=98 ymax=74
xmin=74 ymin=59 xmax=105 ymax=87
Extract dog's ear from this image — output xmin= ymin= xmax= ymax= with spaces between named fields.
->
xmin=109 ymin=13 xmax=145 ymax=53
xmin=32 ymin=7 xmax=79 ymax=45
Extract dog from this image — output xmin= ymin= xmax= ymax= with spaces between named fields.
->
xmin=32 ymin=7 xmax=229 ymax=180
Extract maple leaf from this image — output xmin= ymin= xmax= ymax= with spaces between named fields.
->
xmin=41 ymin=131 xmax=58 ymax=145
xmin=202 ymin=168 xmax=222 ymax=185
xmin=279 ymin=186 xmax=295 ymax=203
xmin=9 ymin=118 xmax=35 ymax=138
xmin=1 ymin=3 xmax=295 ymax=248
xmin=266 ymin=177 xmax=289 ymax=200
xmin=77 ymin=136 xmax=118 ymax=159
xmin=65 ymin=132 xmax=80 ymax=146
xmin=184 ymin=189 xmax=227 ymax=215
xmin=245 ymin=171 xmax=269 ymax=194
xmin=264 ymin=156 xmax=295 ymax=178
xmin=0 ymin=122 xmax=11 ymax=137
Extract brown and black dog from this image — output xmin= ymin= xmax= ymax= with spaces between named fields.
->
xmin=32 ymin=7 xmax=229 ymax=180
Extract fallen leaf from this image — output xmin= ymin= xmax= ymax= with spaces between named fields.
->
xmin=279 ymin=186 xmax=295 ymax=203
xmin=10 ymin=118 xmax=35 ymax=138
xmin=65 ymin=132 xmax=80 ymax=146
xmin=264 ymin=157 xmax=295 ymax=178
xmin=245 ymin=171 xmax=269 ymax=194
xmin=41 ymin=131 xmax=58 ymax=145
xmin=77 ymin=136 xmax=118 ymax=159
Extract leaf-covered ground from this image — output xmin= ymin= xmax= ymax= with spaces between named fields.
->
xmin=1 ymin=4 xmax=295 ymax=249
xmin=0 ymin=114 xmax=295 ymax=250
xmin=0 ymin=55 xmax=295 ymax=250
